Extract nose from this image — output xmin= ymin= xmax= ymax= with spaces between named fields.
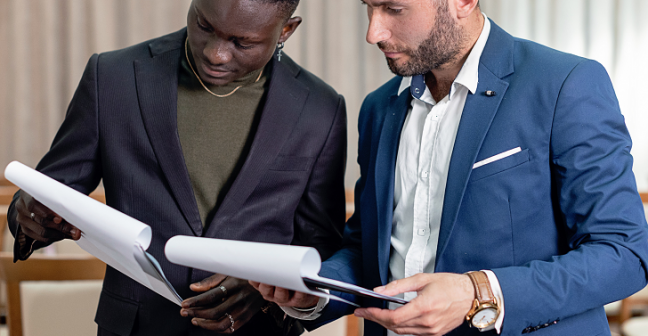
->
xmin=203 ymin=39 xmax=232 ymax=65
xmin=366 ymin=11 xmax=391 ymax=45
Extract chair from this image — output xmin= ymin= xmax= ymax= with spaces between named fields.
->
xmin=0 ymin=187 xmax=18 ymax=206
xmin=0 ymin=252 xmax=105 ymax=336
xmin=614 ymin=192 xmax=648 ymax=335
xmin=618 ymin=286 xmax=648 ymax=324
xmin=622 ymin=316 xmax=648 ymax=336
xmin=1 ymin=185 xmax=105 ymax=206
xmin=1 ymin=206 xmax=7 ymax=250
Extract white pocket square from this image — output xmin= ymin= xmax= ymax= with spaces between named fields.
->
xmin=473 ymin=147 xmax=522 ymax=169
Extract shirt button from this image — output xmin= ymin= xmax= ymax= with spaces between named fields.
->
xmin=421 ymin=171 xmax=429 ymax=178
xmin=417 ymin=229 xmax=425 ymax=236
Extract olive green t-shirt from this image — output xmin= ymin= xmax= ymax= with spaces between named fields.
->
xmin=177 ymin=47 xmax=268 ymax=227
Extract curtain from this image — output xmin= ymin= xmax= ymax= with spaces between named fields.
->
xmin=0 ymin=0 xmax=191 ymax=176
xmin=1 ymin=0 xmax=647 ymax=190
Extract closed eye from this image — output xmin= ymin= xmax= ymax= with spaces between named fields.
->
xmin=196 ymin=16 xmax=213 ymax=33
xmin=232 ymin=38 xmax=254 ymax=50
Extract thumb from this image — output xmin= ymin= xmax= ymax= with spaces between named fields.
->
xmin=190 ymin=274 xmax=227 ymax=291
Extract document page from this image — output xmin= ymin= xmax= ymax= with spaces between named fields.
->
xmin=4 ymin=161 xmax=182 ymax=305
xmin=165 ymin=236 xmax=409 ymax=306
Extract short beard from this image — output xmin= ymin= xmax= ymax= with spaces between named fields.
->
xmin=380 ymin=1 xmax=464 ymax=76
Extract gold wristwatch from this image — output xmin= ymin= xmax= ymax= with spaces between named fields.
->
xmin=465 ymin=271 xmax=500 ymax=329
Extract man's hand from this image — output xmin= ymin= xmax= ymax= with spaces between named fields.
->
xmin=15 ymin=190 xmax=81 ymax=243
xmin=250 ymin=281 xmax=319 ymax=309
xmin=181 ymin=274 xmax=266 ymax=333
xmin=354 ymin=273 xmax=475 ymax=336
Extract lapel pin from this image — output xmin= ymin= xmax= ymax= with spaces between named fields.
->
xmin=485 ymin=90 xmax=496 ymax=97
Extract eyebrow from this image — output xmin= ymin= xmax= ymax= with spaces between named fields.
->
xmin=364 ymin=0 xmax=407 ymax=6
xmin=194 ymin=4 xmax=210 ymax=26
xmin=193 ymin=4 xmax=263 ymax=43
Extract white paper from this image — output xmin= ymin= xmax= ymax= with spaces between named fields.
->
xmin=4 ymin=161 xmax=182 ymax=305
xmin=166 ymin=236 xmax=409 ymax=307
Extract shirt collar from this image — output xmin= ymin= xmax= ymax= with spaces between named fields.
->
xmin=398 ymin=13 xmax=492 ymax=98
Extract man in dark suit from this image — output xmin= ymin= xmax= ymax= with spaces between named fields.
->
xmin=254 ymin=0 xmax=648 ymax=335
xmin=7 ymin=0 xmax=346 ymax=335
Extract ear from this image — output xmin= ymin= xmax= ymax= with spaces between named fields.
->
xmin=278 ymin=16 xmax=302 ymax=44
xmin=453 ymin=0 xmax=480 ymax=19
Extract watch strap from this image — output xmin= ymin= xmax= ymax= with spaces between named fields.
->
xmin=467 ymin=271 xmax=494 ymax=304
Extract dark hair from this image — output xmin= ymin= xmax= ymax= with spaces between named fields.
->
xmin=258 ymin=0 xmax=300 ymax=19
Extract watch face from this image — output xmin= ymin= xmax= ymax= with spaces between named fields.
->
xmin=472 ymin=308 xmax=498 ymax=328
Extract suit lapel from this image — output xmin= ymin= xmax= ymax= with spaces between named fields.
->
xmin=205 ymin=54 xmax=308 ymax=237
xmin=134 ymin=34 xmax=203 ymax=236
xmin=435 ymin=21 xmax=514 ymax=263
xmin=375 ymin=89 xmax=410 ymax=284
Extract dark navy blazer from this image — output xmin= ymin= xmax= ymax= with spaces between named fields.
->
xmin=313 ymin=20 xmax=648 ymax=336
xmin=8 ymin=28 xmax=347 ymax=336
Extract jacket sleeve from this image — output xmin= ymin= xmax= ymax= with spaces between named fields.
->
xmin=493 ymin=59 xmax=648 ymax=334
xmin=302 ymin=95 xmax=377 ymax=328
xmin=8 ymin=53 xmax=103 ymax=261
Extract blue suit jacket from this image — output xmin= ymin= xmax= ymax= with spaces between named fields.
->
xmin=313 ymin=21 xmax=648 ymax=336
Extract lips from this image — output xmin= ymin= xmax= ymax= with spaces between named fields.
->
xmin=382 ymin=51 xmax=404 ymax=59
xmin=200 ymin=63 xmax=233 ymax=79
xmin=378 ymin=47 xmax=405 ymax=59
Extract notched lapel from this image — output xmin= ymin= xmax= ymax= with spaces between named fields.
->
xmin=434 ymin=21 xmax=516 ymax=268
xmin=204 ymin=57 xmax=308 ymax=236
xmin=374 ymin=90 xmax=410 ymax=284
xmin=134 ymin=48 xmax=203 ymax=236
xmin=435 ymin=66 xmax=509 ymax=265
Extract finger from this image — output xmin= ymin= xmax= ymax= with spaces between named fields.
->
xmin=272 ymin=287 xmax=293 ymax=304
xmin=37 ymin=217 xmax=80 ymax=240
xmin=17 ymin=213 xmax=66 ymax=243
xmin=181 ymin=304 xmax=226 ymax=319
xmin=16 ymin=194 xmax=80 ymax=240
xmin=375 ymin=274 xmax=429 ymax=296
xmin=255 ymin=283 xmax=276 ymax=301
xmin=186 ymin=286 xmax=265 ymax=333
xmin=19 ymin=211 xmax=80 ymax=241
xmin=22 ymin=195 xmax=63 ymax=224
xmin=290 ymin=291 xmax=320 ymax=308
xmin=355 ymin=308 xmax=398 ymax=331
xmin=249 ymin=280 xmax=261 ymax=290
xmin=191 ymin=316 xmax=234 ymax=333
xmin=355 ymin=306 xmax=419 ymax=329
xmin=186 ymin=276 xmax=252 ymax=308
xmin=190 ymin=273 xmax=228 ymax=292
xmin=182 ymin=286 xmax=227 ymax=309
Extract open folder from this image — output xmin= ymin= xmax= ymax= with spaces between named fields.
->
xmin=5 ymin=161 xmax=407 ymax=308
xmin=4 ymin=161 xmax=182 ymax=306
xmin=165 ymin=236 xmax=409 ymax=306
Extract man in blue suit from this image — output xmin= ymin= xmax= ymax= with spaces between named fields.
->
xmin=254 ymin=0 xmax=648 ymax=335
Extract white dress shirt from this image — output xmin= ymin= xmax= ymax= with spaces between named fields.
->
xmin=285 ymin=14 xmax=504 ymax=333
xmin=388 ymin=14 xmax=504 ymax=335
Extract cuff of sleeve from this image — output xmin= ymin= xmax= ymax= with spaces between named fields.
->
xmin=481 ymin=270 xmax=505 ymax=334
xmin=14 ymin=225 xmax=39 ymax=262
xmin=281 ymin=294 xmax=330 ymax=321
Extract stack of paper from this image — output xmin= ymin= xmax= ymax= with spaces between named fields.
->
xmin=4 ymin=161 xmax=181 ymax=305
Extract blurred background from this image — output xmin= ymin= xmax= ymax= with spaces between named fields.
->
xmin=0 ymin=0 xmax=647 ymax=191
xmin=1 ymin=1 xmax=648 ymax=336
